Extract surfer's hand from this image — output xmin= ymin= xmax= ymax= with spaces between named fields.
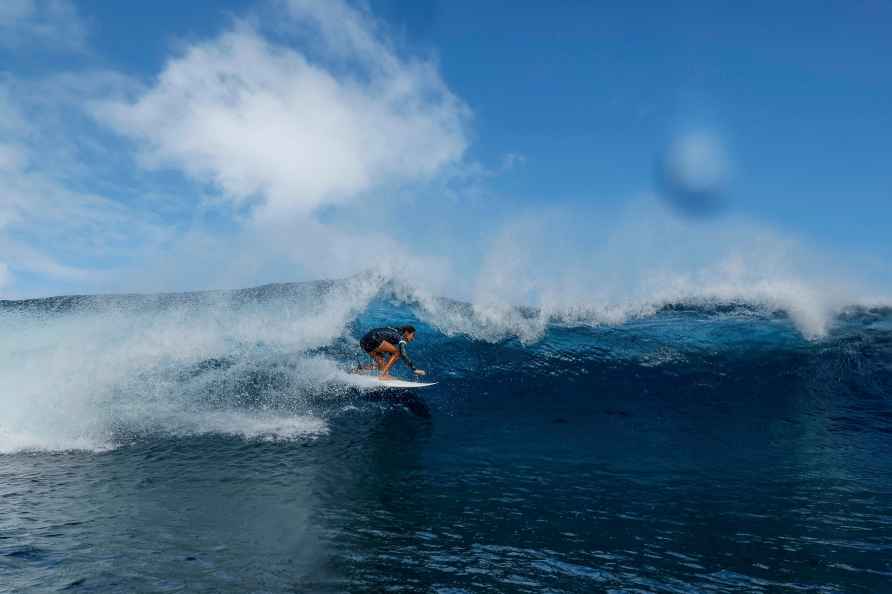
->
xmin=414 ymin=369 xmax=427 ymax=376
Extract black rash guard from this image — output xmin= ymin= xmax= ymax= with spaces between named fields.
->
xmin=360 ymin=327 xmax=417 ymax=371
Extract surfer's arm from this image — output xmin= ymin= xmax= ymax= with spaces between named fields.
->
xmin=398 ymin=341 xmax=426 ymax=375
xmin=397 ymin=340 xmax=416 ymax=371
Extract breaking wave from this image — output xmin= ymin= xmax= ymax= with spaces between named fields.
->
xmin=1 ymin=273 xmax=890 ymax=453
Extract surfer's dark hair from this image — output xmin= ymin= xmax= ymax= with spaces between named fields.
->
xmin=400 ymin=325 xmax=416 ymax=335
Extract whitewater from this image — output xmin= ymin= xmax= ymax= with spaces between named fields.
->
xmin=2 ymin=274 xmax=891 ymax=592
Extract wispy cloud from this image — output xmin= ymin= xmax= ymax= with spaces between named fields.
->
xmin=0 ymin=154 xmax=170 ymax=297
xmin=0 ymin=0 xmax=88 ymax=51
xmin=0 ymin=72 xmax=168 ymax=298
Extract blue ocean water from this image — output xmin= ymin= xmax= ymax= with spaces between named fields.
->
xmin=1 ymin=278 xmax=891 ymax=593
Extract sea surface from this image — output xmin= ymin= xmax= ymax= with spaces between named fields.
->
xmin=1 ymin=277 xmax=891 ymax=593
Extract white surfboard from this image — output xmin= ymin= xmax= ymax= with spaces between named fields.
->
xmin=375 ymin=379 xmax=437 ymax=389
xmin=344 ymin=373 xmax=437 ymax=389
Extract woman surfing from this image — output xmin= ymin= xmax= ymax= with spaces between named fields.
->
xmin=358 ymin=325 xmax=426 ymax=380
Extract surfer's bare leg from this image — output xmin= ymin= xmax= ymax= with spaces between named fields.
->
xmin=373 ymin=341 xmax=400 ymax=379
xmin=369 ymin=352 xmax=385 ymax=370
xmin=383 ymin=352 xmax=402 ymax=378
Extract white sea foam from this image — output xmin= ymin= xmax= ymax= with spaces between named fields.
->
xmin=396 ymin=199 xmax=886 ymax=343
xmin=0 ymin=274 xmax=385 ymax=453
xmin=163 ymin=411 xmax=329 ymax=442
xmin=409 ymin=269 xmax=858 ymax=345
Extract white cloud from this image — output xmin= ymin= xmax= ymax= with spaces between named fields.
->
xmin=97 ymin=0 xmax=469 ymax=219
xmin=0 ymin=0 xmax=87 ymax=50
xmin=1 ymin=0 xmax=474 ymax=298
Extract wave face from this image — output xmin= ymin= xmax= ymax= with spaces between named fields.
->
xmin=2 ymin=277 xmax=892 ymax=592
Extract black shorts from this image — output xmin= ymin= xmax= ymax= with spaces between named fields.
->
xmin=361 ymin=328 xmax=402 ymax=353
xmin=360 ymin=334 xmax=381 ymax=353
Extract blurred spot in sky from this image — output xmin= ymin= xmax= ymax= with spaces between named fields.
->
xmin=656 ymin=131 xmax=730 ymax=218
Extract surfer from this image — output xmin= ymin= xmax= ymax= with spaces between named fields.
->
xmin=359 ymin=325 xmax=426 ymax=380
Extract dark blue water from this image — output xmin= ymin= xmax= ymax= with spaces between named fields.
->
xmin=2 ymin=279 xmax=891 ymax=592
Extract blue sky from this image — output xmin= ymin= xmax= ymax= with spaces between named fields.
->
xmin=1 ymin=0 xmax=890 ymax=304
